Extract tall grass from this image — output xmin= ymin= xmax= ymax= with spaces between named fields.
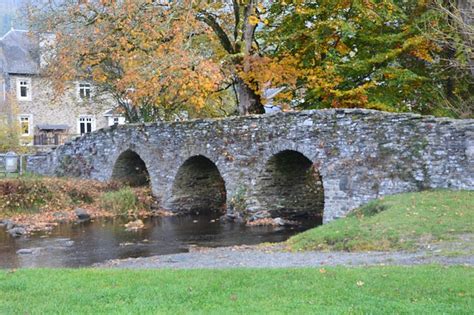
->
xmin=99 ymin=187 xmax=138 ymax=215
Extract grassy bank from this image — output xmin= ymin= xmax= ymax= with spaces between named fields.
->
xmin=288 ymin=190 xmax=474 ymax=252
xmin=0 ymin=177 xmax=155 ymax=230
xmin=0 ymin=266 xmax=472 ymax=314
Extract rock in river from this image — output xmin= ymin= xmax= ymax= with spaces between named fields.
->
xmin=125 ymin=219 xmax=145 ymax=231
xmin=0 ymin=220 xmax=15 ymax=230
xmin=8 ymin=227 xmax=27 ymax=237
xmin=75 ymin=208 xmax=91 ymax=223
xmin=17 ymin=248 xmax=41 ymax=255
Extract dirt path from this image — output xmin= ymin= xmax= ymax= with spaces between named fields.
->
xmin=98 ymin=244 xmax=474 ymax=269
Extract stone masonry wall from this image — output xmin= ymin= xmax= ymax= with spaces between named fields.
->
xmin=9 ymin=75 xmax=115 ymax=141
xmin=26 ymin=109 xmax=474 ymax=223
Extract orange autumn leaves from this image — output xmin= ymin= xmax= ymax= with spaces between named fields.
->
xmin=30 ymin=0 xmax=467 ymax=117
xmin=32 ymin=0 xmax=306 ymax=117
xmin=36 ymin=0 xmax=224 ymax=115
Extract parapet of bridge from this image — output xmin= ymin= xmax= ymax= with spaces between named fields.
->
xmin=27 ymin=109 xmax=474 ymax=223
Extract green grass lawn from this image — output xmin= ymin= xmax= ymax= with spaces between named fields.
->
xmin=288 ymin=190 xmax=474 ymax=251
xmin=0 ymin=266 xmax=472 ymax=314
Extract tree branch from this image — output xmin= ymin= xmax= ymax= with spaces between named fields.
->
xmin=233 ymin=0 xmax=240 ymax=41
xmin=196 ymin=10 xmax=235 ymax=54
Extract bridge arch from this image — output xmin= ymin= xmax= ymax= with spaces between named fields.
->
xmin=111 ymin=149 xmax=150 ymax=187
xmin=255 ymin=150 xmax=324 ymax=222
xmin=169 ymin=155 xmax=227 ymax=214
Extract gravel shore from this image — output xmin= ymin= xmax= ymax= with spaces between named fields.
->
xmin=97 ymin=245 xmax=474 ymax=269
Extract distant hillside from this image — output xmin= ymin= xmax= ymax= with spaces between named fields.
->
xmin=0 ymin=0 xmax=28 ymax=37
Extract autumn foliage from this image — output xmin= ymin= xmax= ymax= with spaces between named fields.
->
xmin=266 ymin=0 xmax=473 ymax=115
xmin=31 ymin=1 xmax=228 ymax=121
xmin=29 ymin=0 xmax=473 ymax=119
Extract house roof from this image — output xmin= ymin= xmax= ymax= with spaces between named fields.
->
xmin=103 ymin=107 xmax=124 ymax=117
xmin=0 ymin=28 xmax=39 ymax=75
xmin=263 ymin=87 xmax=285 ymax=113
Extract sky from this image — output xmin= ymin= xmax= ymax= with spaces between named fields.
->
xmin=0 ymin=0 xmax=29 ymax=37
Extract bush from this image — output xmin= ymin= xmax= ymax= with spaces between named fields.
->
xmin=0 ymin=179 xmax=53 ymax=213
xmin=0 ymin=177 xmax=131 ymax=215
xmin=100 ymin=187 xmax=138 ymax=215
xmin=67 ymin=187 xmax=94 ymax=204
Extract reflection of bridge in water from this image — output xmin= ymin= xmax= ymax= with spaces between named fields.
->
xmin=27 ymin=109 xmax=474 ymax=223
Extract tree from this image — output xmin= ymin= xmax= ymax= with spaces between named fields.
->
xmin=265 ymin=0 xmax=473 ymax=116
xmin=0 ymin=94 xmax=26 ymax=152
xmin=195 ymin=1 xmax=266 ymax=114
xmin=30 ymin=0 xmax=471 ymax=119
xmin=456 ymin=0 xmax=473 ymax=76
xmin=191 ymin=0 xmax=299 ymax=114
xmin=30 ymin=1 xmax=225 ymax=122
xmin=427 ymin=0 xmax=473 ymax=117
xmin=0 ymin=113 xmax=20 ymax=152
xmin=29 ymin=0 xmax=299 ymax=119
xmin=436 ymin=0 xmax=473 ymax=77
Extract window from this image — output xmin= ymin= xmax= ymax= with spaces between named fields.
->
xmin=16 ymin=78 xmax=31 ymax=100
xmin=107 ymin=116 xmax=126 ymax=126
xmin=77 ymin=116 xmax=95 ymax=135
xmin=19 ymin=115 xmax=32 ymax=136
xmin=78 ymin=83 xmax=92 ymax=100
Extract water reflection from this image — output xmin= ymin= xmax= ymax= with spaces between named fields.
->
xmin=0 ymin=214 xmax=319 ymax=268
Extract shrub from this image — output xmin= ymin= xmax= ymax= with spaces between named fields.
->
xmin=0 ymin=179 xmax=53 ymax=213
xmin=100 ymin=187 xmax=138 ymax=215
xmin=67 ymin=188 xmax=94 ymax=204
xmin=0 ymin=177 xmax=130 ymax=215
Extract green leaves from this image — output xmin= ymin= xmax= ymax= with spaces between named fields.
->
xmin=265 ymin=0 xmax=473 ymax=116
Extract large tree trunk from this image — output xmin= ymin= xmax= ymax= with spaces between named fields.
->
xmin=235 ymin=78 xmax=264 ymax=115
xmin=197 ymin=1 xmax=265 ymax=115
xmin=235 ymin=0 xmax=264 ymax=115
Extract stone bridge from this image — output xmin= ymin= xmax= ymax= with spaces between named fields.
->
xmin=27 ymin=109 xmax=474 ymax=223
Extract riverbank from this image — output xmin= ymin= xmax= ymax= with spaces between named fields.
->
xmin=0 ymin=177 xmax=158 ymax=235
xmin=97 ymin=190 xmax=474 ymax=268
xmin=2 ymin=190 xmax=473 ymax=313
xmin=1 ymin=266 xmax=472 ymax=313
xmin=98 ymin=240 xmax=474 ymax=268
xmin=288 ymin=190 xmax=474 ymax=252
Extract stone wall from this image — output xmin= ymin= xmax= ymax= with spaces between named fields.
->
xmin=26 ymin=109 xmax=474 ymax=223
